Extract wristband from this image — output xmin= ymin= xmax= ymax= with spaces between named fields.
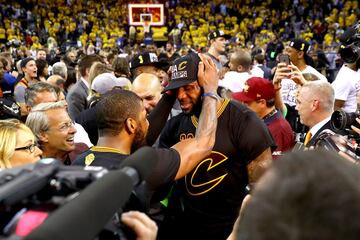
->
xmin=203 ymin=92 xmax=220 ymax=101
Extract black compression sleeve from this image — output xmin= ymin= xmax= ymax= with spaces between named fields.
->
xmin=146 ymin=93 xmax=177 ymax=145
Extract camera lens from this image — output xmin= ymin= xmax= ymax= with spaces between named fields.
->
xmin=339 ymin=44 xmax=360 ymax=63
xmin=331 ymin=110 xmax=360 ymax=131
xmin=331 ymin=110 xmax=347 ymax=131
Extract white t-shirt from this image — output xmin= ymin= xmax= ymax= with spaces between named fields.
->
xmin=74 ymin=122 xmax=93 ymax=147
xmin=250 ymin=65 xmax=264 ymax=78
xmin=281 ymin=65 xmax=327 ymax=107
xmin=331 ymin=65 xmax=360 ymax=113
xmin=219 ymin=71 xmax=252 ymax=92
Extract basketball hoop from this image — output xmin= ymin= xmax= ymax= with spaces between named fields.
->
xmin=143 ymin=21 xmax=151 ymax=34
xmin=128 ymin=4 xmax=164 ymax=26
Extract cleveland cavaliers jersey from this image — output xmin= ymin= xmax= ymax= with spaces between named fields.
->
xmin=159 ymin=99 xmax=275 ymax=239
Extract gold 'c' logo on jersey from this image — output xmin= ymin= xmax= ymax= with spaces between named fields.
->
xmin=185 ymin=151 xmax=228 ymax=196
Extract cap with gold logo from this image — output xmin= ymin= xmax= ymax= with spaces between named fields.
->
xmin=162 ymin=52 xmax=200 ymax=93
xmin=232 ymin=77 xmax=276 ymax=102
xmin=289 ymin=38 xmax=310 ymax=52
xmin=129 ymin=52 xmax=169 ymax=70
xmin=208 ymin=30 xmax=231 ymax=41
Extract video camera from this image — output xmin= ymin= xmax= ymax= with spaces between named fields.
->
xmin=330 ymin=109 xmax=360 ymax=132
xmin=0 ymin=159 xmax=108 ymax=238
xmin=338 ymin=24 xmax=360 ymax=63
xmin=0 ymin=147 xmax=158 ymax=240
xmin=311 ymin=110 xmax=360 ymax=162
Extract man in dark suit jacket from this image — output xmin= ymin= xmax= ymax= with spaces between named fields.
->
xmin=254 ymin=54 xmax=272 ymax=80
xmin=66 ymin=54 xmax=104 ymax=120
xmin=295 ymin=81 xmax=335 ymax=148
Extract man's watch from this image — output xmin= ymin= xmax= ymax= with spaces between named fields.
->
xmin=203 ymin=92 xmax=220 ymax=101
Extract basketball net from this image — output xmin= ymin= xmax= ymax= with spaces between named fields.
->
xmin=143 ymin=21 xmax=151 ymax=33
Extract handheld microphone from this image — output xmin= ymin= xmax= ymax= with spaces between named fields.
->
xmin=25 ymin=146 xmax=158 ymax=240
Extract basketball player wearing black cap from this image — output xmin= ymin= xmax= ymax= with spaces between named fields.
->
xmin=158 ymin=52 xmax=275 ymax=240
xmin=129 ymin=52 xmax=169 ymax=81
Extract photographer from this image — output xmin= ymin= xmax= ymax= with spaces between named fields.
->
xmin=351 ymin=117 xmax=360 ymax=136
xmin=331 ymin=24 xmax=360 ymax=113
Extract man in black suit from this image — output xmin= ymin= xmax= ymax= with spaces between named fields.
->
xmin=66 ymin=54 xmax=104 ymax=120
xmin=254 ymin=52 xmax=272 ymax=80
xmin=295 ymin=81 xmax=334 ymax=148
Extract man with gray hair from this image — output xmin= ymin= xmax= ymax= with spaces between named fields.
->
xmin=47 ymin=74 xmax=66 ymax=90
xmin=295 ymin=81 xmax=335 ymax=148
xmin=25 ymin=82 xmax=93 ymax=148
xmin=26 ymin=101 xmax=86 ymax=165
xmin=24 ymin=81 xmax=58 ymax=113
xmin=51 ymin=61 xmax=68 ymax=80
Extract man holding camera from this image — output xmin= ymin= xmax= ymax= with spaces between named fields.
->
xmin=278 ymin=38 xmax=327 ymax=138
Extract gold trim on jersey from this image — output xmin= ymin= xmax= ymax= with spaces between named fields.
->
xmin=90 ymin=146 xmax=128 ymax=155
xmin=191 ymin=99 xmax=230 ymax=128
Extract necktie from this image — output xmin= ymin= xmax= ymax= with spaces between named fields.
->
xmin=304 ymin=131 xmax=312 ymax=145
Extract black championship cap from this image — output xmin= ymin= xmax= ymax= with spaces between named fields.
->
xmin=289 ymin=38 xmax=310 ymax=52
xmin=208 ymin=30 xmax=231 ymax=41
xmin=162 ymin=52 xmax=200 ymax=92
xmin=129 ymin=52 xmax=168 ymax=70
xmin=289 ymin=38 xmax=312 ymax=65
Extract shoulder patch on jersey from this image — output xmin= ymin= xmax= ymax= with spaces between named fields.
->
xmin=85 ymin=153 xmax=95 ymax=166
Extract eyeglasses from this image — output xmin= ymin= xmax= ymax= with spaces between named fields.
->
xmin=15 ymin=143 xmax=38 ymax=153
xmin=58 ymin=121 xmax=75 ymax=132
xmin=47 ymin=120 xmax=75 ymax=132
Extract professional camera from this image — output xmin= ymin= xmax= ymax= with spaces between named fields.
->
xmin=330 ymin=109 xmax=360 ymax=132
xmin=338 ymin=24 xmax=360 ymax=63
xmin=0 ymin=147 xmax=156 ymax=240
xmin=0 ymin=159 xmax=108 ymax=238
xmin=314 ymin=129 xmax=360 ymax=162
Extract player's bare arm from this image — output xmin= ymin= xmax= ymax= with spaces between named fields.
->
xmin=247 ymin=148 xmax=272 ymax=183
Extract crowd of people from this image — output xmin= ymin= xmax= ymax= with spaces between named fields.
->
xmin=1 ymin=0 xmax=360 ymax=239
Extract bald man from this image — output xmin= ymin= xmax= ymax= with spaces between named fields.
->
xmin=47 ymin=74 xmax=66 ymax=90
xmin=219 ymin=49 xmax=253 ymax=93
xmin=132 ymin=73 xmax=162 ymax=113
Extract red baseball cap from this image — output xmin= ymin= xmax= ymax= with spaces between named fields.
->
xmin=232 ymin=77 xmax=276 ymax=102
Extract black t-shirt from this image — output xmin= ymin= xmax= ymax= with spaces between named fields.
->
xmin=72 ymin=146 xmax=180 ymax=191
xmin=159 ymin=99 xmax=275 ymax=239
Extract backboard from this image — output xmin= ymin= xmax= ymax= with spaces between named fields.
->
xmin=129 ymin=4 xmax=164 ymax=26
